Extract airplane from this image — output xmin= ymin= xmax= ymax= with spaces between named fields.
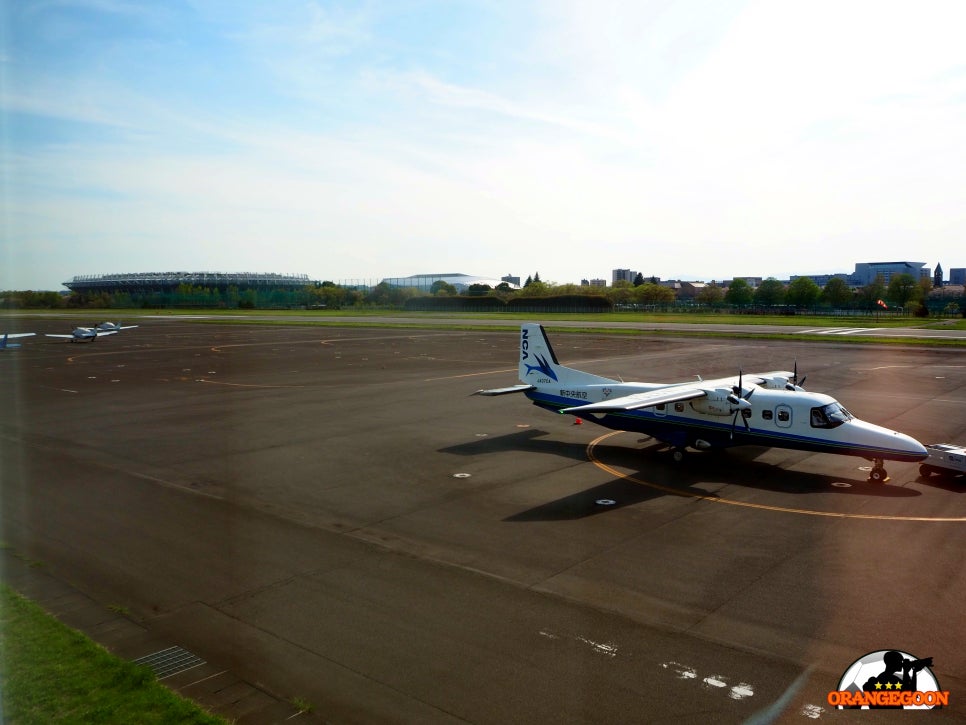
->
xmin=45 ymin=326 xmax=117 ymax=343
xmin=95 ymin=321 xmax=138 ymax=332
xmin=476 ymin=323 xmax=928 ymax=483
xmin=0 ymin=332 xmax=36 ymax=349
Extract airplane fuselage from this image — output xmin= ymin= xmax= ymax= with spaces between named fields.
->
xmin=525 ymin=383 xmax=925 ymax=463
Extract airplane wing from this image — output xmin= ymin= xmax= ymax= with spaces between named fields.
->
xmin=562 ymin=384 xmax=707 ymax=414
xmin=4 ymin=333 xmax=35 ymax=338
xmin=474 ymin=384 xmax=535 ymax=396
xmin=44 ymin=334 xmax=76 ymax=339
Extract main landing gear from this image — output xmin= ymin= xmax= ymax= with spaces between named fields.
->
xmin=868 ymin=459 xmax=888 ymax=483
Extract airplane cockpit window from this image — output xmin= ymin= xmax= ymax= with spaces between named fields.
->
xmin=810 ymin=402 xmax=853 ymax=429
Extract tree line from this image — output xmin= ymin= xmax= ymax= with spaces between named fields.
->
xmin=1 ymin=272 xmax=962 ymax=316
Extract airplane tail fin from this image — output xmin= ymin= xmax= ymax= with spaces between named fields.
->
xmin=518 ymin=324 xmax=616 ymax=388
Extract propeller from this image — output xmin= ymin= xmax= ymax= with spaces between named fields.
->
xmin=728 ymin=370 xmax=754 ymax=439
xmin=786 ymin=361 xmax=807 ymax=391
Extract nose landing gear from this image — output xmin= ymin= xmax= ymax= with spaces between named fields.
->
xmin=868 ymin=459 xmax=888 ymax=483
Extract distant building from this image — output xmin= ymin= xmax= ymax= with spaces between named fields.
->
xmin=501 ymin=274 xmax=521 ymax=287
xmin=379 ymin=273 xmax=518 ymax=292
xmin=851 ymin=262 xmax=929 ymax=286
xmin=612 ymin=269 xmax=637 ymax=285
xmin=790 ymin=273 xmax=851 ymax=288
xmin=677 ymin=281 xmax=708 ymax=299
xmin=934 ymin=263 xmax=944 ymax=287
xmin=582 ymin=278 xmax=607 ymax=288
xmin=950 ymin=268 xmax=966 ymax=285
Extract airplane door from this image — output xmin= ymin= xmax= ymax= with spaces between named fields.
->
xmin=775 ymin=404 xmax=792 ymax=429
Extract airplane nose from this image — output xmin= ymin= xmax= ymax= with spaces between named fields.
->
xmin=896 ymin=431 xmax=928 ymax=460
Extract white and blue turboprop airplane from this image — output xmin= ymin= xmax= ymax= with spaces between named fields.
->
xmin=95 ymin=321 xmax=138 ymax=332
xmin=45 ymin=326 xmax=117 ymax=343
xmin=0 ymin=332 xmax=36 ymax=349
xmin=477 ymin=324 xmax=928 ymax=483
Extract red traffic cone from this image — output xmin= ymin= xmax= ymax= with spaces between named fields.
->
xmin=573 ymin=417 xmax=582 ymax=425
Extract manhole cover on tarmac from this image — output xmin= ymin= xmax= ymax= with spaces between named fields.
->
xmin=595 ymin=499 xmax=617 ymax=506
xmin=453 ymin=473 xmax=472 ymax=479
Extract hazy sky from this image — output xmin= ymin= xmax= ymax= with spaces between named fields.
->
xmin=3 ymin=1 xmax=966 ymax=291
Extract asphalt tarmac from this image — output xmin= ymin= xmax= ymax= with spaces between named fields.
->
xmin=2 ymin=317 xmax=965 ymax=723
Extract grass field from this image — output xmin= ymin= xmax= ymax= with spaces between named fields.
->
xmin=0 ymin=585 xmax=226 ymax=725
xmin=7 ymin=307 xmax=964 ymax=328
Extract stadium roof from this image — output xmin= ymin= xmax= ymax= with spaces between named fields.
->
xmin=64 ymin=272 xmax=311 ymax=293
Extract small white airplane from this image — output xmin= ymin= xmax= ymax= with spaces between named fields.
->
xmin=0 ymin=332 xmax=36 ymax=350
xmin=95 ymin=321 xmax=138 ymax=332
xmin=45 ymin=326 xmax=117 ymax=343
xmin=477 ymin=324 xmax=928 ymax=482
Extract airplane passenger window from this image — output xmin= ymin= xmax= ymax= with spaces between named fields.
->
xmin=778 ymin=409 xmax=790 ymax=422
xmin=762 ymin=410 xmax=774 ymax=421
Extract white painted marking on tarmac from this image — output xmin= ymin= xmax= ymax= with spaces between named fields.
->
xmin=703 ymin=674 xmax=727 ymax=689
xmin=730 ymin=683 xmax=755 ymax=700
xmin=802 ymin=703 xmax=824 ymax=718
xmin=453 ymin=473 xmax=472 ymax=479
xmin=661 ymin=662 xmax=758 ymax=703
xmin=538 ymin=629 xmax=616 ymax=657
xmin=800 ymin=328 xmax=878 ymax=335
xmin=576 ymin=635 xmax=617 ymax=657
xmin=662 ymin=661 xmax=698 ymax=680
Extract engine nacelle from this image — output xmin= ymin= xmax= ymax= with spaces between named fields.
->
xmin=690 ymin=389 xmax=744 ymax=416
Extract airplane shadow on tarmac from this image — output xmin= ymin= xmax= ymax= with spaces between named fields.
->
xmin=444 ymin=431 xmax=921 ymax=522
xmin=440 ymin=428 xmax=590 ymax=462
xmin=615 ymin=440 xmax=923 ymax=499
xmin=505 ymin=442 xmax=922 ymax=522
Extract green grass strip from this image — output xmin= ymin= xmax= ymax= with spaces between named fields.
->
xmin=0 ymin=584 xmax=225 ymax=724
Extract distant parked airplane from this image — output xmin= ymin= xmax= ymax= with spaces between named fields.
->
xmin=0 ymin=332 xmax=36 ymax=350
xmin=95 ymin=321 xmax=138 ymax=332
xmin=45 ymin=326 xmax=117 ymax=343
xmin=477 ymin=324 xmax=927 ymax=482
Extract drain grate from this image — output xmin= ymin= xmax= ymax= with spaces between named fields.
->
xmin=134 ymin=646 xmax=205 ymax=679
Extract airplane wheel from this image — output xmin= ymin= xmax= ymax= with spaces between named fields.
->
xmin=869 ymin=467 xmax=887 ymax=483
xmin=672 ymin=449 xmax=685 ymax=463
xmin=919 ymin=464 xmax=934 ymax=478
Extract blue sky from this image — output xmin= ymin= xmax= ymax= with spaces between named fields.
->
xmin=3 ymin=0 xmax=966 ymax=290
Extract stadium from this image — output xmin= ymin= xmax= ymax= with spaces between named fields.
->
xmin=63 ymin=272 xmax=312 ymax=295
